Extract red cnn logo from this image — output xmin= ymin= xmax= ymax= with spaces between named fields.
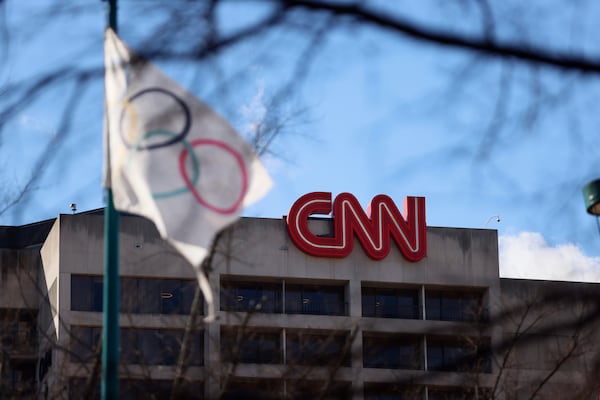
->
xmin=286 ymin=192 xmax=426 ymax=261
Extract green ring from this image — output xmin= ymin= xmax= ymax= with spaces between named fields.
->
xmin=134 ymin=129 xmax=200 ymax=199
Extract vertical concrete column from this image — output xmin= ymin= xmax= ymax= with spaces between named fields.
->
xmin=205 ymin=271 xmax=221 ymax=399
xmin=351 ymin=328 xmax=364 ymax=400
xmin=348 ymin=278 xmax=363 ymax=399
xmin=348 ymin=277 xmax=362 ymax=318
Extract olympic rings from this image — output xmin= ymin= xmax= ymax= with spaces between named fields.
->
xmin=119 ymin=85 xmax=248 ymax=215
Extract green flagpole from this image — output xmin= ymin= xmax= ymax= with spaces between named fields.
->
xmin=102 ymin=0 xmax=119 ymax=399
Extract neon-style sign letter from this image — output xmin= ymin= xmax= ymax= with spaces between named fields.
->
xmin=287 ymin=192 xmax=426 ymax=261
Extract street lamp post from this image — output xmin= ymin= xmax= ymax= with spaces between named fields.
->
xmin=583 ymin=179 xmax=600 ymax=216
xmin=583 ymin=179 xmax=600 ymax=236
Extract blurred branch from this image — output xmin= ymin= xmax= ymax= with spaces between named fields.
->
xmin=279 ymin=0 xmax=600 ymax=73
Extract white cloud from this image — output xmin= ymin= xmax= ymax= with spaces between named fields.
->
xmin=499 ymin=232 xmax=600 ymax=282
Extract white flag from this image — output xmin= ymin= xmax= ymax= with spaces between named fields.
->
xmin=103 ymin=28 xmax=272 ymax=321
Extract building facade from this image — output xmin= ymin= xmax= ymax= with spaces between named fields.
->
xmin=0 ymin=202 xmax=599 ymax=399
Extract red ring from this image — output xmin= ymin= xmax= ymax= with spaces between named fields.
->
xmin=178 ymin=139 xmax=248 ymax=215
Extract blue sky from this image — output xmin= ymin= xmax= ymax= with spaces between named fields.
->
xmin=2 ymin=1 xmax=600 ymax=281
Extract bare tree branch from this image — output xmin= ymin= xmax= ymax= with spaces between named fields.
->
xmin=279 ymin=0 xmax=600 ymax=73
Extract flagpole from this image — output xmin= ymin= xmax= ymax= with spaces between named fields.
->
xmin=102 ymin=0 xmax=119 ymax=399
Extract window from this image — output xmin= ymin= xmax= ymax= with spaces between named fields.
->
xmin=362 ymin=286 xmax=419 ymax=319
xmin=428 ymin=387 xmax=491 ymax=400
xmin=364 ymin=383 xmax=423 ymax=400
xmin=285 ymin=283 xmax=346 ymax=316
xmin=120 ymin=328 xmax=203 ymax=366
xmin=71 ymin=275 xmax=199 ymax=315
xmin=69 ymin=378 xmax=99 ymax=400
xmin=286 ymin=330 xmax=351 ymax=367
xmin=221 ymin=379 xmax=283 ymax=400
xmin=363 ymin=334 xmax=423 ymax=370
xmin=71 ymin=275 xmax=103 ymax=312
xmin=427 ymin=336 xmax=491 ymax=373
xmin=121 ymin=277 xmax=198 ymax=314
xmin=38 ymin=350 xmax=52 ymax=381
xmin=425 ymin=289 xmax=486 ymax=322
xmin=287 ymin=380 xmax=351 ymax=400
xmin=70 ymin=326 xmax=203 ymax=366
xmin=6 ymin=359 xmax=36 ymax=396
xmin=69 ymin=378 xmax=203 ymax=400
xmin=70 ymin=326 xmax=101 ymax=363
xmin=220 ymin=327 xmax=281 ymax=364
xmin=220 ymin=280 xmax=282 ymax=313
xmin=120 ymin=380 xmax=203 ymax=399
xmin=0 ymin=309 xmax=37 ymax=352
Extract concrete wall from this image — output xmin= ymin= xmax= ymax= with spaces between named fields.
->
xmin=219 ymin=218 xmax=500 ymax=286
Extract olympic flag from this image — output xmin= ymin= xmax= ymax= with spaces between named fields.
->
xmin=103 ymin=28 xmax=272 ymax=320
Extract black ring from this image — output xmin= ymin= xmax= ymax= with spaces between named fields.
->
xmin=119 ymin=87 xmax=191 ymax=150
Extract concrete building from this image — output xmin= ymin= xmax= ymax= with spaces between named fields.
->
xmin=0 ymin=203 xmax=599 ymax=399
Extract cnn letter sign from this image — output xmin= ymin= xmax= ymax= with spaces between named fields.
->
xmin=286 ymin=192 xmax=426 ymax=261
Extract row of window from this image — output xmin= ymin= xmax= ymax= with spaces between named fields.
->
xmin=364 ymin=334 xmax=491 ymax=373
xmin=221 ymin=379 xmax=490 ymax=400
xmin=69 ymin=378 xmax=202 ymax=400
xmin=222 ymin=378 xmax=351 ymax=400
xmin=70 ymin=275 xmax=487 ymax=323
xmin=69 ymin=377 xmax=490 ymax=400
xmin=71 ymin=275 xmax=199 ymax=315
xmin=69 ymin=325 xmax=490 ymax=373
xmin=221 ymin=278 xmax=487 ymax=322
xmin=365 ymin=383 xmax=491 ymax=400
xmin=221 ymin=280 xmax=347 ymax=315
xmin=70 ymin=326 xmax=203 ymax=366
xmin=220 ymin=327 xmax=491 ymax=373
xmin=221 ymin=328 xmax=351 ymax=366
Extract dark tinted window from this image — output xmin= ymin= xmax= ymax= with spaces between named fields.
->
xmin=362 ymin=287 xmax=419 ymax=319
xmin=121 ymin=277 xmax=198 ymax=314
xmin=0 ymin=308 xmax=37 ymax=353
xmin=285 ymin=284 xmax=346 ymax=316
xmin=286 ymin=330 xmax=351 ymax=367
xmin=5 ymin=358 xmax=36 ymax=397
xmin=287 ymin=380 xmax=352 ymax=400
xmin=220 ymin=280 xmax=282 ymax=313
xmin=364 ymin=383 xmax=423 ymax=400
xmin=221 ymin=379 xmax=283 ymax=400
xmin=70 ymin=326 xmax=101 ymax=363
xmin=428 ymin=387 xmax=491 ymax=400
xmin=69 ymin=378 xmax=203 ymax=400
xmin=120 ymin=328 xmax=203 ymax=366
xmin=71 ymin=275 xmax=103 ymax=312
xmin=363 ymin=334 xmax=422 ymax=369
xmin=427 ymin=336 xmax=491 ymax=373
xmin=70 ymin=326 xmax=203 ymax=366
xmin=71 ymin=275 xmax=199 ymax=315
xmin=220 ymin=328 xmax=281 ymax=364
xmin=425 ymin=289 xmax=485 ymax=322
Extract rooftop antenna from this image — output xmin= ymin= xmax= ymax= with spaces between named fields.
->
xmin=70 ymin=203 xmax=77 ymax=214
xmin=484 ymin=215 xmax=500 ymax=227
